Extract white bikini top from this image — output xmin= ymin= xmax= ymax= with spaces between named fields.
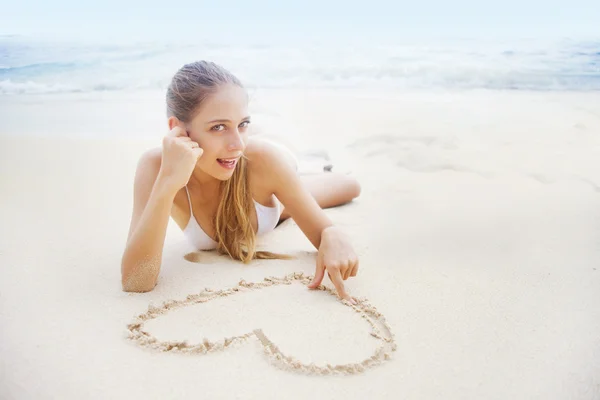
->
xmin=182 ymin=185 xmax=282 ymax=250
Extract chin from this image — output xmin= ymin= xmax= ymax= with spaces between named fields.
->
xmin=213 ymin=170 xmax=236 ymax=181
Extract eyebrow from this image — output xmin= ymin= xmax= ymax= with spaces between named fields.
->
xmin=206 ymin=117 xmax=251 ymax=124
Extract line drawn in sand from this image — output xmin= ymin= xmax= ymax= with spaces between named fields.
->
xmin=126 ymin=272 xmax=397 ymax=375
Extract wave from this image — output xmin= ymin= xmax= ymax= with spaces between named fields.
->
xmin=0 ymin=79 xmax=82 ymax=94
xmin=1 ymin=37 xmax=598 ymax=94
xmin=0 ymin=61 xmax=87 ymax=77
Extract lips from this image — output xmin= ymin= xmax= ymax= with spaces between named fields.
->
xmin=217 ymin=157 xmax=239 ymax=169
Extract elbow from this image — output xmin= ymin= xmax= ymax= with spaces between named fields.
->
xmin=121 ymin=274 xmax=157 ymax=293
xmin=122 ymin=285 xmax=155 ymax=293
xmin=121 ymin=258 xmax=158 ymax=293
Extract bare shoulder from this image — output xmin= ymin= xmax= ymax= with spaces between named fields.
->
xmin=244 ymin=137 xmax=298 ymax=200
xmin=137 ymin=146 xmax=162 ymax=171
xmin=132 ymin=147 xmax=163 ymax=193
xmin=245 ymin=137 xmax=295 ymax=175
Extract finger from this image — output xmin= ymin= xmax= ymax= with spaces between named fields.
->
xmin=329 ymin=267 xmax=354 ymax=303
xmin=342 ymin=263 xmax=352 ymax=280
xmin=308 ymin=256 xmax=325 ymax=289
xmin=188 ymin=141 xmax=199 ymax=148
xmin=192 ymin=147 xmax=204 ymax=159
xmin=350 ymin=261 xmax=359 ymax=277
xmin=168 ymin=126 xmax=188 ymax=137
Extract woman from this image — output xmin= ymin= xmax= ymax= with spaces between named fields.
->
xmin=121 ymin=61 xmax=361 ymax=303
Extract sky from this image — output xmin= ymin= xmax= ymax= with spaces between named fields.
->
xmin=1 ymin=0 xmax=599 ymax=44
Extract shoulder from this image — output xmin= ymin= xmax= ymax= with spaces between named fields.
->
xmin=245 ymin=137 xmax=298 ymax=196
xmin=245 ymin=137 xmax=296 ymax=175
xmin=133 ymin=147 xmax=162 ymax=188
xmin=137 ymin=146 xmax=162 ymax=169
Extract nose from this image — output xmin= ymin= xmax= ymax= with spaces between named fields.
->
xmin=227 ymin=128 xmax=245 ymax=152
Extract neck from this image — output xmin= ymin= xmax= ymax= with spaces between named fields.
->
xmin=188 ymin=167 xmax=222 ymax=200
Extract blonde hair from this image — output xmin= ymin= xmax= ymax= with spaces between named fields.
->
xmin=167 ymin=61 xmax=290 ymax=263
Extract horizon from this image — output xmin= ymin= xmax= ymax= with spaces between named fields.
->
xmin=1 ymin=0 xmax=599 ymax=45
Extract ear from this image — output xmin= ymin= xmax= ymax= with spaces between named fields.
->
xmin=167 ymin=116 xmax=181 ymax=131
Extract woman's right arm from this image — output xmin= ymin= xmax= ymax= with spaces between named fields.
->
xmin=121 ymin=126 xmax=203 ymax=292
xmin=120 ymin=150 xmax=178 ymax=292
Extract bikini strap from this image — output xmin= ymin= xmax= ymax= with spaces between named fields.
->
xmin=184 ymin=185 xmax=194 ymax=216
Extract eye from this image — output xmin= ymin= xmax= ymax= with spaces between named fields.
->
xmin=239 ymin=120 xmax=251 ymax=129
xmin=211 ymin=124 xmax=226 ymax=132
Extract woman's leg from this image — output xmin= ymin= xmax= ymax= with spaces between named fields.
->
xmin=279 ymin=173 xmax=361 ymax=222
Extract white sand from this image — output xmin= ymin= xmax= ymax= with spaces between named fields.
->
xmin=1 ymin=89 xmax=600 ymax=399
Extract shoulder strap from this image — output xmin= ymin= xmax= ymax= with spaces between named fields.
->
xmin=184 ymin=185 xmax=193 ymax=216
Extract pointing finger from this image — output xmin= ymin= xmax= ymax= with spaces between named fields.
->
xmin=329 ymin=267 xmax=355 ymax=304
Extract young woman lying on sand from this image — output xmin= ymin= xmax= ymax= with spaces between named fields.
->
xmin=121 ymin=61 xmax=361 ymax=303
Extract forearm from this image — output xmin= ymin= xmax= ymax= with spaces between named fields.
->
xmin=121 ymin=178 xmax=178 ymax=292
xmin=309 ymin=221 xmax=335 ymax=249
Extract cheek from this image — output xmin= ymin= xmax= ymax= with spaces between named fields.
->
xmin=192 ymin=134 xmax=213 ymax=154
xmin=199 ymin=147 xmax=218 ymax=162
xmin=188 ymin=134 xmax=202 ymax=147
xmin=197 ymin=139 xmax=223 ymax=165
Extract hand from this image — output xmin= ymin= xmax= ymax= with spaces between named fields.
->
xmin=308 ymin=226 xmax=359 ymax=304
xmin=158 ymin=126 xmax=203 ymax=191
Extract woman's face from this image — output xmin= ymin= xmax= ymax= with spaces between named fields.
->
xmin=183 ymin=84 xmax=250 ymax=181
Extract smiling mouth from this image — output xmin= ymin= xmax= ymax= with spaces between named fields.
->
xmin=217 ymin=158 xmax=239 ymax=169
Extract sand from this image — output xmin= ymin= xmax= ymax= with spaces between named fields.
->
xmin=1 ymin=88 xmax=600 ymax=399
xmin=126 ymin=272 xmax=397 ymax=376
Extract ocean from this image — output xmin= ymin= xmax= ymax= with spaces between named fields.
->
xmin=1 ymin=34 xmax=599 ymax=95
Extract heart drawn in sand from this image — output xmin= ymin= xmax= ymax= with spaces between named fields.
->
xmin=126 ymin=272 xmax=396 ymax=375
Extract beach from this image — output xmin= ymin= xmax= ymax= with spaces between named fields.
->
xmin=1 ymin=88 xmax=599 ymax=399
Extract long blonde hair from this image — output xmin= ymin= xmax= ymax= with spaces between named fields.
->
xmin=166 ymin=61 xmax=290 ymax=263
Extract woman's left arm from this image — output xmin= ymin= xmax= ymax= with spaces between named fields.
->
xmin=252 ymin=142 xmax=359 ymax=303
